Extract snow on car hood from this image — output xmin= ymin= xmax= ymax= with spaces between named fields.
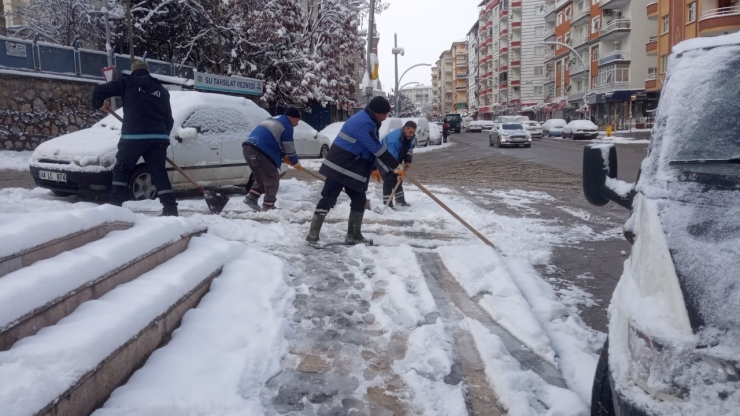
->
xmin=32 ymin=121 xmax=122 ymax=161
xmin=637 ymin=36 xmax=740 ymax=336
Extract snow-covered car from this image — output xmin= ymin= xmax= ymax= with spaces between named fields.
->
xmin=428 ymin=122 xmax=443 ymax=145
xmin=29 ymin=91 xmax=288 ymax=200
xmin=465 ymin=120 xmax=483 ymax=133
xmin=480 ymin=120 xmax=495 ymax=131
xmin=562 ymin=120 xmax=599 ymax=140
xmin=379 ymin=117 xmax=403 ymax=140
xmin=584 ymin=33 xmax=740 ymax=416
xmin=522 ymin=121 xmax=543 ymax=139
xmin=316 ymin=122 xmax=345 ymax=148
xmin=542 ymin=119 xmax=567 ymax=137
xmin=294 ymin=120 xmax=331 ymax=158
xmin=488 ymin=123 xmax=532 ymax=148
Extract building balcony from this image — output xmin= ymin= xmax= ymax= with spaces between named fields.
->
xmin=572 ymin=34 xmax=590 ymax=48
xmin=456 ymin=60 xmax=467 ymax=67
xmin=646 ymin=36 xmax=658 ymax=55
xmin=511 ymin=40 xmax=521 ymax=48
xmin=456 ymin=73 xmax=468 ymax=78
xmin=510 ymin=80 xmax=521 ymax=86
xmin=698 ymin=6 xmax=740 ymax=36
xmin=569 ymin=62 xmax=588 ymax=77
xmin=645 ymin=71 xmax=658 ymax=90
xmin=544 ymin=49 xmax=556 ymax=60
xmin=600 ymin=19 xmax=631 ymax=38
xmin=499 ymin=82 xmax=508 ymax=89
xmin=544 ymin=73 xmax=556 ymax=84
xmin=511 ymin=21 xmax=522 ymax=29
xmin=499 ymin=65 xmax=508 ymax=72
xmin=510 ymin=60 xmax=521 ymax=67
xmin=572 ymin=8 xmax=590 ymax=25
xmin=544 ymin=1 xmax=557 ymax=19
xmin=593 ymin=81 xmax=630 ymax=93
xmin=600 ymin=0 xmax=629 ymax=10
xmin=598 ymin=50 xmax=631 ymax=66
xmin=647 ymin=2 xmax=658 ymax=20
xmin=500 ymin=28 xmax=508 ymax=36
xmin=544 ymin=27 xmax=555 ymax=39
xmin=500 ymin=9 xmax=508 ymax=19
xmin=500 ymin=46 xmax=509 ymax=54
xmin=456 ymin=86 xmax=467 ymax=91
xmin=511 ymin=1 xmax=522 ymax=9
xmin=568 ymin=90 xmax=587 ymax=101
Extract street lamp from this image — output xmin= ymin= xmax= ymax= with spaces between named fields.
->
xmin=542 ymin=41 xmax=590 ymax=111
xmin=392 ymin=33 xmax=405 ymax=114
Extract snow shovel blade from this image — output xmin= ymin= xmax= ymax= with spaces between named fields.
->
xmin=204 ymin=189 xmax=229 ymax=214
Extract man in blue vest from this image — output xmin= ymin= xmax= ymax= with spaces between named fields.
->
xmin=305 ymin=97 xmax=404 ymax=246
xmin=379 ymin=121 xmax=416 ymax=208
xmin=242 ymin=107 xmax=303 ymax=211
xmin=92 ymin=59 xmax=177 ymax=216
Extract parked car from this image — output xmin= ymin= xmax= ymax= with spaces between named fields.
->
xmin=461 ymin=116 xmax=474 ymax=131
xmin=379 ymin=117 xmax=403 ymax=140
xmin=294 ymin=120 xmax=332 ymax=158
xmin=429 ymin=122 xmax=443 ymax=145
xmin=488 ymin=123 xmax=532 ymax=148
xmin=585 ymin=33 xmax=740 ymax=416
xmin=316 ymin=122 xmax=345 ymax=147
xmin=522 ymin=121 xmax=543 ymax=139
xmin=465 ymin=120 xmax=484 ymax=133
xmin=542 ymin=119 xmax=567 ymax=137
xmin=481 ymin=120 xmax=495 ymax=131
xmin=562 ymin=120 xmax=599 ymax=140
xmin=402 ymin=118 xmax=430 ymax=147
xmin=29 ymin=91 xmax=288 ymax=200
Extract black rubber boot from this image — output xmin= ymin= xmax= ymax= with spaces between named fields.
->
xmin=243 ymin=193 xmax=261 ymax=212
xmin=395 ymin=196 xmax=410 ymax=207
xmin=306 ymin=213 xmax=326 ymax=246
xmin=345 ymin=211 xmax=373 ymax=245
xmin=161 ymin=205 xmax=178 ymax=217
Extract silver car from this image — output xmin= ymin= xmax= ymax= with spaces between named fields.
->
xmin=522 ymin=121 xmax=543 ymax=139
xmin=488 ymin=123 xmax=532 ymax=148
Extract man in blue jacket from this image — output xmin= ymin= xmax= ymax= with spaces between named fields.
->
xmin=242 ymin=107 xmax=303 ymax=211
xmin=305 ymin=96 xmax=404 ymax=246
xmin=92 ymin=59 xmax=177 ymax=216
xmin=378 ymin=121 xmax=416 ymax=208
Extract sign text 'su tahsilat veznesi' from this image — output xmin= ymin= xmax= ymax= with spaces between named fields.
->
xmin=194 ymin=71 xmax=263 ymax=96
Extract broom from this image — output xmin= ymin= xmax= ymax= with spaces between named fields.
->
xmin=102 ymin=102 xmax=230 ymax=214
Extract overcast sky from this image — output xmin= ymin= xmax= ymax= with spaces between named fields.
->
xmin=374 ymin=0 xmax=481 ymax=94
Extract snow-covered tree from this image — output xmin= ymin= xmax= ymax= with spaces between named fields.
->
xmin=9 ymin=0 xmax=100 ymax=46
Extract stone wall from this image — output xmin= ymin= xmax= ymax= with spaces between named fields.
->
xmin=0 ymin=73 xmax=102 ymax=151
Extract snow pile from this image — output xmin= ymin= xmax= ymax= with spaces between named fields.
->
xmin=437 ymin=245 xmax=556 ymax=363
xmin=463 ymin=318 xmax=587 ymax=415
xmin=392 ymin=319 xmax=467 ymax=415
xmin=414 ymin=142 xmax=454 ymax=154
xmin=0 ymin=150 xmax=32 ymax=171
xmin=93 ymin=246 xmax=293 ymax=416
xmin=0 ymin=204 xmax=136 ymax=259
xmin=0 ymin=188 xmax=99 ymax=215
xmin=0 ymin=216 xmax=203 ymax=330
xmin=0 ymin=235 xmax=243 ymax=416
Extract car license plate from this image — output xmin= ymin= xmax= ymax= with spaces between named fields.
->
xmin=39 ymin=171 xmax=67 ymax=183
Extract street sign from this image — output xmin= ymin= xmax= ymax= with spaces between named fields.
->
xmin=102 ymin=66 xmax=116 ymax=82
xmin=194 ymin=72 xmax=263 ymax=96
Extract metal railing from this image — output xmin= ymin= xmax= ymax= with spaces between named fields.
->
xmin=572 ymin=34 xmax=590 ymax=48
xmin=0 ymin=34 xmax=195 ymax=81
xmin=543 ymin=27 xmax=555 ymax=38
xmin=569 ymin=62 xmax=587 ymax=74
xmin=568 ymin=90 xmax=586 ymax=101
xmin=598 ymin=50 xmax=631 ymax=65
xmin=600 ymin=19 xmax=631 ymax=37
xmin=700 ymin=5 xmax=740 ymax=19
xmin=544 ymin=1 xmax=557 ymax=16
xmin=572 ymin=8 xmax=590 ymax=23
xmin=647 ymin=35 xmax=658 ymax=43
xmin=646 ymin=72 xmax=658 ymax=80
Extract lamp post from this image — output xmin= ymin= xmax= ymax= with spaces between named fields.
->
xmin=391 ymin=33 xmax=405 ymax=114
xmin=542 ymin=41 xmax=591 ymax=115
xmin=396 ymin=63 xmax=431 ymax=114
xmin=365 ymin=0 xmax=375 ymax=104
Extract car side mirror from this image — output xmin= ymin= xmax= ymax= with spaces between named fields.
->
xmin=176 ymin=127 xmax=198 ymax=143
xmin=583 ymin=144 xmax=635 ymax=209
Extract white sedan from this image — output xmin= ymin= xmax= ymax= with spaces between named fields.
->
xmin=562 ymin=120 xmax=600 ymax=140
xmin=294 ymin=120 xmax=332 ymax=158
xmin=29 ymin=91 xmax=289 ymax=200
xmin=522 ymin=121 xmax=543 ymax=138
xmin=465 ymin=121 xmax=484 ymax=133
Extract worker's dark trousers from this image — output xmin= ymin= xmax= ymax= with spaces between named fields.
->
xmin=110 ymin=139 xmax=176 ymax=212
xmin=382 ymin=172 xmax=404 ymax=205
xmin=315 ymin=178 xmax=367 ymax=215
xmin=242 ymin=143 xmax=280 ymax=208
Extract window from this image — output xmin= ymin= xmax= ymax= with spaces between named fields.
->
xmin=534 ymin=66 xmax=545 ymax=76
xmin=660 ymin=55 xmax=669 ymax=73
xmin=556 ymin=36 xmax=562 ymax=48
xmin=592 ymin=16 xmax=601 ymax=32
xmin=535 ymin=5 xmax=545 ymax=16
xmin=557 ymin=12 xmax=563 ymax=25
xmin=576 ymin=1 xmax=585 ymax=11
xmin=576 ymin=80 xmax=583 ymax=91
xmin=591 ymin=46 xmax=599 ymax=61
xmin=687 ymin=2 xmax=696 ymax=23
xmin=534 ymin=85 xmax=544 ymax=94
xmin=565 ymin=31 xmax=572 ymax=45
xmin=535 ymin=25 xmax=544 ymax=36
xmin=662 ymin=16 xmax=670 ymax=34
xmin=592 ymin=0 xmax=599 ymax=4
xmin=565 ymin=6 xmax=572 ymax=20
xmin=648 ymin=67 xmax=658 ymax=76
xmin=535 ymin=46 xmax=545 ymax=56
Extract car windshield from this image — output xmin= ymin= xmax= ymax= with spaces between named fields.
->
xmin=655 ymin=44 xmax=740 ymax=178
xmin=502 ymin=124 xmax=524 ymax=130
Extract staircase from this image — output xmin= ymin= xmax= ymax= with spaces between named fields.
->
xmin=0 ymin=207 xmax=239 ymax=416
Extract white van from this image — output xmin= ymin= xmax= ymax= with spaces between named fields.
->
xmin=402 ymin=118 xmax=429 ymax=147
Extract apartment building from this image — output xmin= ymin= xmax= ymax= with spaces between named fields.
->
xmin=542 ymin=0 xmax=657 ymax=127
xmin=646 ymin=0 xmax=740 ymax=94
xmin=467 ymin=22 xmax=481 ymax=118
xmin=431 ymin=65 xmax=440 ymax=114
xmin=451 ymin=41 xmax=469 ymax=113
xmin=476 ymin=0 xmax=547 ymax=120
xmin=436 ymin=50 xmax=454 ymax=114
xmin=401 ymin=84 xmax=433 ymax=110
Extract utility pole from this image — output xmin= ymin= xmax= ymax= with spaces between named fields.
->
xmin=88 ymin=10 xmax=117 ymax=110
xmin=365 ymin=0 xmax=375 ymax=104
xmin=126 ymin=0 xmax=134 ymax=61
xmin=393 ymin=34 xmax=400 ymax=115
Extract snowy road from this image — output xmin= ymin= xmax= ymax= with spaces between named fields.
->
xmin=0 ymin=135 xmax=634 ymax=414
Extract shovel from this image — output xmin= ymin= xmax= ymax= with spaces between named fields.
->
xmin=375 ymin=179 xmax=401 ymax=214
xmin=102 ymin=103 xmax=230 ymax=214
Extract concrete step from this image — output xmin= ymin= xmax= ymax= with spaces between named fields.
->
xmin=0 ymin=219 xmax=205 ymax=351
xmin=0 ymin=234 xmax=240 ymax=416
